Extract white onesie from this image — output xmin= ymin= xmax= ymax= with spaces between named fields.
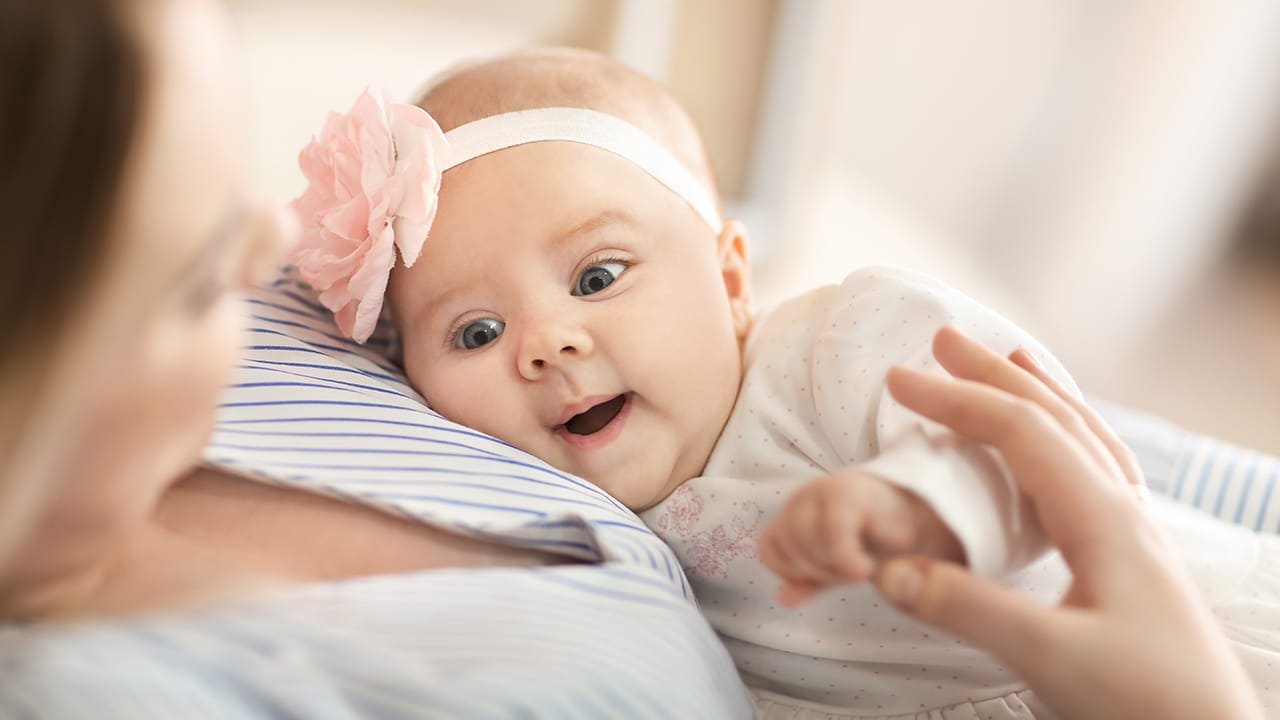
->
xmin=641 ymin=266 xmax=1279 ymax=719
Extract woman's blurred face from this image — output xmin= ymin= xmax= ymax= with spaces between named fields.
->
xmin=9 ymin=0 xmax=287 ymax=560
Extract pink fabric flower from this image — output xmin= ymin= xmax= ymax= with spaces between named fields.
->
xmin=289 ymin=87 xmax=448 ymax=343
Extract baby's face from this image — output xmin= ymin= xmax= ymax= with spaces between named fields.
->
xmin=388 ymin=141 xmax=750 ymax=510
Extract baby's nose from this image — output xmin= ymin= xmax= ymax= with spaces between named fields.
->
xmin=517 ymin=319 xmax=594 ymax=380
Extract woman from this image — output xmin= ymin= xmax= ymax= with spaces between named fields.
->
xmin=0 ymin=0 xmax=1260 ymax=717
xmin=0 ymin=2 xmax=751 ymax=717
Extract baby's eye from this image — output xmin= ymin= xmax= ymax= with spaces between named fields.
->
xmin=455 ymin=318 xmax=505 ymax=350
xmin=572 ymin=261 xmax=628 ymax=297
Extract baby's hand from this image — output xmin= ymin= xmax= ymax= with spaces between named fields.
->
xmin=759 ymin=470 xmax=963 ymax=607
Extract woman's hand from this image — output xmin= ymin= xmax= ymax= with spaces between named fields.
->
xmin=874 ymin=326 xmax=1262 ymax=720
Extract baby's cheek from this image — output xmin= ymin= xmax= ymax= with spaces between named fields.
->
xmin=420 ymin=374 xmax=473 ymax=420
xmin=423 ymin=370 xmax=523 ymax=443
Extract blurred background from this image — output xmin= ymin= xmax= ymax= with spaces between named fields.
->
xmin=229 ymin=0 xmax=1280 ymax=455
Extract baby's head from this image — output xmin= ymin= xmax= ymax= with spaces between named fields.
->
xmin=314 ymin=48 xmax=752 ymax=510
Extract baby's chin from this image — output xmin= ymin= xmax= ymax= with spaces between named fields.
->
xmin=602 ymin=471 xmax=687 ymax=513
xmin=613 ymin=440 xmax=720 ymax=512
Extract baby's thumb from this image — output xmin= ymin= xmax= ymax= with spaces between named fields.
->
xmin=876 ymin=558 xmax=1058 ymax=670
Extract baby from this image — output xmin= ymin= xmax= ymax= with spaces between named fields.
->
xmin=290 ymin=48 xmax=1277 ymax=718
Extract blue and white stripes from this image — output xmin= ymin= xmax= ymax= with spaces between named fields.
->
xmin=1166 ymin=437 xmax=1280 ymax=533
xmin=1098 ymin=400 xmax=1280 ymax=534
xmin=0 ymin=567 xmax=753 ymax=719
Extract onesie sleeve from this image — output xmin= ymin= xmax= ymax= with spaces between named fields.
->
xmin=811 ymin=266 xmax=1080 ymax=577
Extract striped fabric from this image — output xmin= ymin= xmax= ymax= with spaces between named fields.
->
xmin=0 ymin=567 xmax=752 ymax=719
xmin=1097 ymin=400 xmax=1280 ymax=534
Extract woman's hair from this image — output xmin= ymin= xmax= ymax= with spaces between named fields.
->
xmin=0 ymin=0 xmax=146 ymax=373
xmin=0 ymin=1 xmax=148 ymax=562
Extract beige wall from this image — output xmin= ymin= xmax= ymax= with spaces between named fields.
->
xmin=666 ymin=0 xmax=776 ymax=199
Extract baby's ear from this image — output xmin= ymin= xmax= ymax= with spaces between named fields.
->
xmin=716 ymin=219 xmax=753 ymax=340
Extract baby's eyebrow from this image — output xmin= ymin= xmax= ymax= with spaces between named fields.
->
xmin=417 ymin=284 xmax=463 ymax=327
xmin=551 ymin=209 xmax=633 ymax=253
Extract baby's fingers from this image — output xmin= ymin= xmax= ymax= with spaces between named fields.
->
xmin=760 ymin=501 xmax=843 ymax=589
xmin=779 ymin=496 xmax=840 ymax=581
xmin=757 ymin=526 xmax=789 ymax=576
xmin=762 ymin=535 xmax=840 ymax=607
xmin=759 ymin=520 xmax=813 ymax=581
xmin=817 ymin=492 xmax=874 ymax=582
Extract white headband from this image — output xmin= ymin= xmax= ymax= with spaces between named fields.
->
xmin=440 ymin=107 xmax=722 ymax=234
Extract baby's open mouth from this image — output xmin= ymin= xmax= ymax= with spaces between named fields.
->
xmin=564 ymin=394 xmax=628 ymax=435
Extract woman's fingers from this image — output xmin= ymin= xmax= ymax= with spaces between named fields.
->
xmin=885 ymin=366 xmax=1118 ymax=548
xmin=886 ymin=366 xmax=1085 ymax=494
xmin=875 ymin=557 xmax=1066 ymax=672
xmin=930 ymin=327 xmax=1128 ymax=486
xmin=1008 ymin=349 xmax=1145 ymax=488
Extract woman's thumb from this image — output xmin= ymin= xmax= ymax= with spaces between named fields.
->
xmin=876 ymin=557 xmax=1059 ymax=669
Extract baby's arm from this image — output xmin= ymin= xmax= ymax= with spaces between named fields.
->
xmin=761 ymin=267 xmax=1080 ymax=600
